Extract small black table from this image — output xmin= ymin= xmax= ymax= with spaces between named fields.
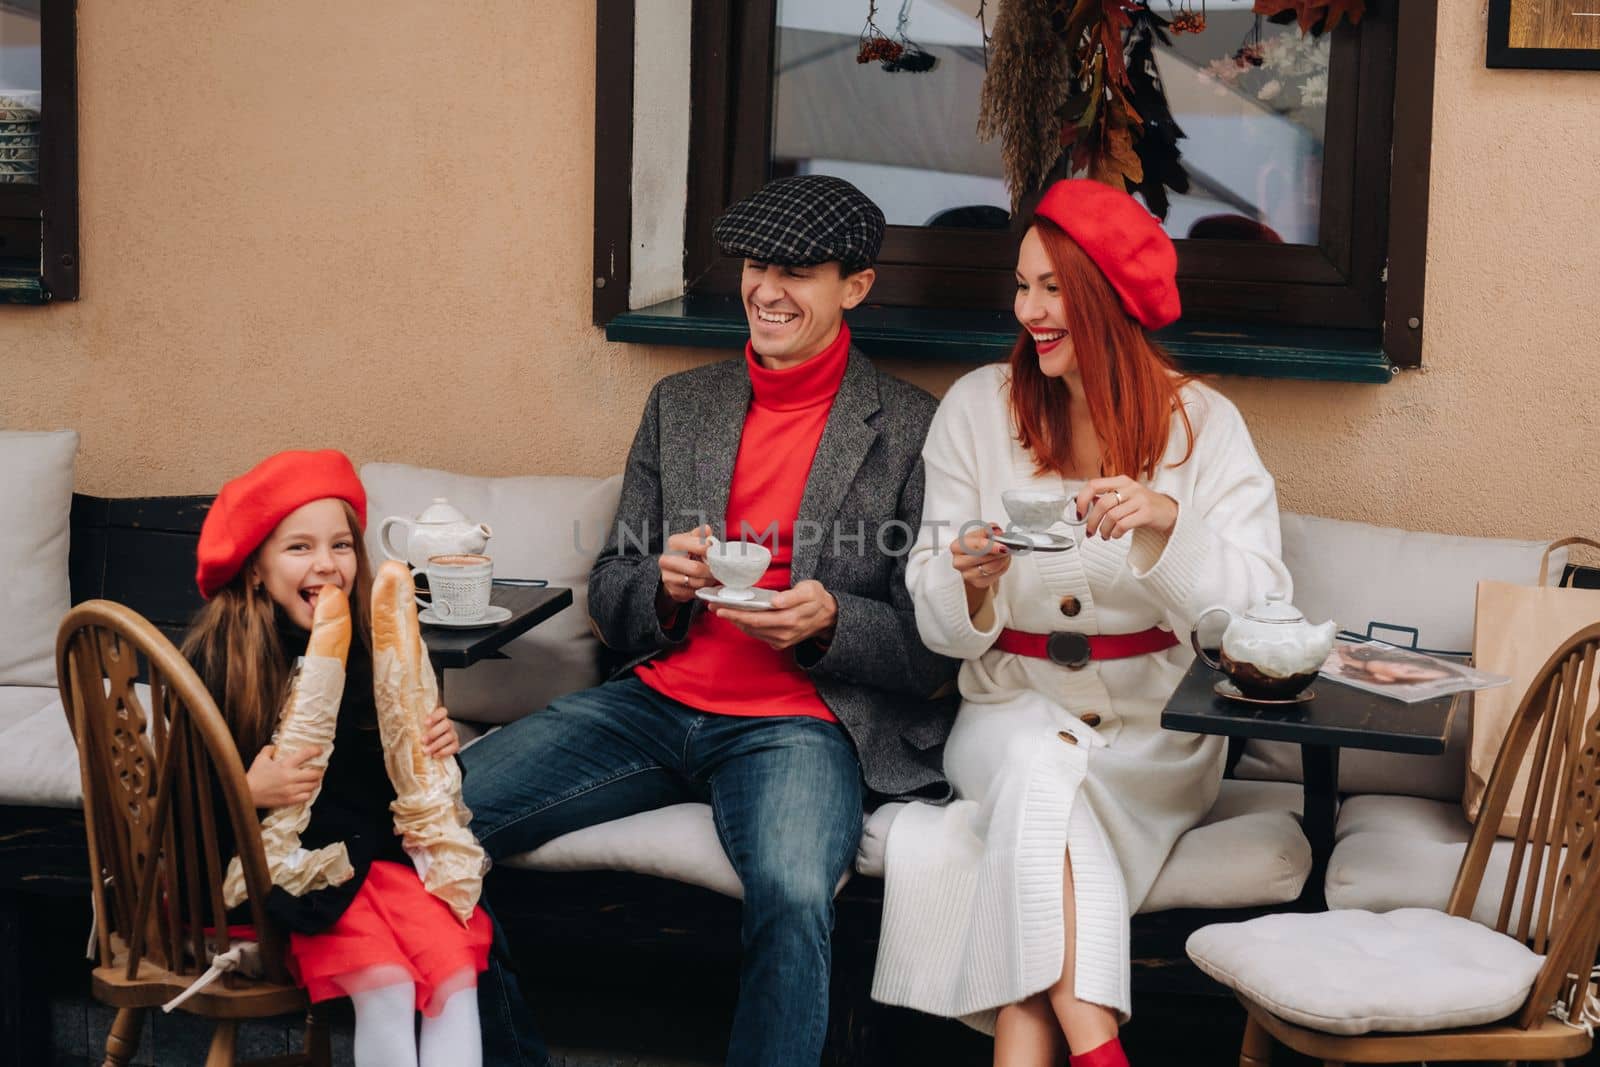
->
xmin=1161 ymin=657 xmax=1465 ymax=906
xmin=423 ymin=585 xmax=573 ymax=691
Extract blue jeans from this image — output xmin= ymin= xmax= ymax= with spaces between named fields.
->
xmin=462 ymin=676 xmax=864 ymax=1067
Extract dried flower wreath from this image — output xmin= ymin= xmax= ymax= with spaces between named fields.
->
xmin=976 ymin=0 xmax=1365 ymax=214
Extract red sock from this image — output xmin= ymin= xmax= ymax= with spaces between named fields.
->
xmin=1069 ymin=1035 xmax=1129 ymax=1067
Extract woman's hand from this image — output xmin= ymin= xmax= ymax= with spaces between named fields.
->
xmin=950 ymin=524 xmax=1011 ymax=589
xmin=245 ymin=744 xmax=324 ymax=809
xmin=950 ymin=524 xmax=1010 ymax=617
xmin=657 ymin=524 xmax=714 ymax=612
xmin=423 ymin=706 xmax=459 ymax=760
xmin=1075 ymin=477 xmax=1179 ymax=541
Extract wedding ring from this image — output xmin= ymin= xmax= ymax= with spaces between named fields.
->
xmin=978 ymin=564 xmax=992 ymax=577
xmin=1112 ymin=490 xmax=1124 ymax=507
xmin=682 ymin=574 xmax=691 ymax=587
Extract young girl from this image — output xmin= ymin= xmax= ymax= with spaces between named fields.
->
xmin=183 ymin=448 xmax=492 ymax=1067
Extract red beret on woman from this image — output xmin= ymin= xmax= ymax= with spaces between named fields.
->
xmin=1033 ymin=179 xmax=1181 ymax=329
xmin=195 ymin=449 xmax=367 ymax=598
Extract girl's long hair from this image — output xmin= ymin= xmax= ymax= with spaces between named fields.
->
xmin=1008 ymin=217 xmax=1195 ymax=481
xmin=181 ymin=501 xmax=374 ymax=762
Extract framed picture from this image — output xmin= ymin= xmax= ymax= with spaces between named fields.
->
xmin=1487 ymin=0 xmax=1600 ymax=69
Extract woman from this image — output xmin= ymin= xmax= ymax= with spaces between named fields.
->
xmin=872 ymin=180 xmax=1290 ymax=1067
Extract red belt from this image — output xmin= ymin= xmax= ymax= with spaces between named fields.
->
xmin=994 ymin=626 xmax=1178 ymax=669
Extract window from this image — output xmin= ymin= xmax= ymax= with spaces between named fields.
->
xmin=594 ymin=1 xmax=1437 ymax=375
xmin=0 ymin=0 xmax=77 ymax=303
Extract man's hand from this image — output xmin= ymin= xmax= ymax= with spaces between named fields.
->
xmin=657 ymin=525 xmax=714 ymax=617
xmin=713 ymin=580 xmax=838 ymax=651
xmin=245 ymin=745 xmax=324 ymax=809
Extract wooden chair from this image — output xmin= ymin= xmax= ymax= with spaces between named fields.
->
xmin=1235 ymin=621 xmax=1600 ymax=1067
xmin=57 ymin=600 xmax=330 ymax=1067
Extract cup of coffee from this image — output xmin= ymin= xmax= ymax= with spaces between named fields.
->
xmin=417 ymin=553 xmax=493 ymax=620
xmin=1001 ymin=489 xmax=1087 ymax=534
xmin=704 ymin=539 xmax=772 ymax=601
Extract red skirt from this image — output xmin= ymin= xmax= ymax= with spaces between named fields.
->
xmin=286 ymin=860 xmax=493 ymax=1017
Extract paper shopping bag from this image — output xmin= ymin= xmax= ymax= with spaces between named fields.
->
xmin=1467 ymin=537 xmax=1600 ymax=835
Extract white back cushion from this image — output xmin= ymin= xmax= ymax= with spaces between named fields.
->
xmin=1280 ymin=512 xmax=1562 ymax=655
xmin=361 ymin=463 xmax=623 ymax=723
xmin=0 ymin=688 xmax=85 ymax=808
xmin=0 ymin=430 xmax=77 ymax=686
xmin=1237 ymin=514 xmax=1563 ymax=798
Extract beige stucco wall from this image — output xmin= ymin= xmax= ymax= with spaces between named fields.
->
xmin=0 ymin=2 xmax=1595 ymax=544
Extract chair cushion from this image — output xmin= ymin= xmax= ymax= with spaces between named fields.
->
xmin=0 ymin=430 xmax=76 ymax=687
xmin=498 ymin=801 xmax=854 ymax=899
xmin=1186 ymin=908 xmax=1544 ymax=1035
xmin=361 ymin=463 xmax=623 ymax=723
xmin=855 ymin=781 xmax=1311 ymax=912
xmin=0 ymin=686 xmax=82 ymax=807
xmin=1325 ymin=794 xmax=1553 ymax=925
xmin=1236 ymin=513 xmax=1563 ymax=800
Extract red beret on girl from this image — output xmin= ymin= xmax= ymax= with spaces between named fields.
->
xmin=1033 ymin=179 xmax=1181 ymax=330
xmin=195 ymin=449 xmax=367 ymax=598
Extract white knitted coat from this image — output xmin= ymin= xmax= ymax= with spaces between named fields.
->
xmin=871 ymin=364 xmax=1289 ymax=1028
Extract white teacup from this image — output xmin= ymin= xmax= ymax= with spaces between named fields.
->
xmin=704 ymin=539 xmax=772 ymax=601
xmin=417 ymin=553 xmax=493 ymax=620
xmin=1001 ymin=489 xmax=1087 ymax=534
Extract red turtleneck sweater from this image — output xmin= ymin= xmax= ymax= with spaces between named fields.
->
xmin=634 ymin=324 xmax=851 ymax=722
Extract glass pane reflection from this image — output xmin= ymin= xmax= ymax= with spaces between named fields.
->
xmin=769 ymin=1 xmax=1329 ymax=244
xmin=771 ymin=0 xmax=1008 ymax=230
xmin=1148 ymin=6 xmax=1328 ymax=244
xmin=0 ymin=0 xmax=41 ymax=186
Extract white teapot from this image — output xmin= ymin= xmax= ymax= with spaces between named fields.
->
xmin=1189 ymin=592 xmax=1336 ymax=700
xmin=378 ymin=498 xmax=493 ymax=569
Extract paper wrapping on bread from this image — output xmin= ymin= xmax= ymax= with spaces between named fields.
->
xmin=222 ymin=587 xmax=356 ymax=909
xmin=371 ymin=559 xmax=487 ymax=924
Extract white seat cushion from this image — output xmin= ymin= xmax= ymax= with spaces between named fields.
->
xmin=855 ymin=781 xmax=1311 ymax=913
xmin=1326 ymin=794 xmax=1554 ymax=925
xmin=0 ymin=430 xmax=77 ymax=687
xmin=499 ymin=802 xmax=853 ymax=899
xmin=361 ymin=464 xmax=624 ymax=723
xmin=1143 ymin=779 xmax=1312 ymax=912
xmin=1236 ymin=514 xmax=1563 ymax=800
xmin=1187 ymin=908 xmax=1544 ymax=1035
xmin=0 ymin=686 xmax=81 ymax=808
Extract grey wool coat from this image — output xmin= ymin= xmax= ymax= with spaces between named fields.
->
xmin=587 ymin=350 xmax=960 ymax=797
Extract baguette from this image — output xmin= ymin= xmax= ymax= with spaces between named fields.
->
xmin=371 ymin=559 xmax=486 ymax=924
xmin=222 ymin=586 xmax=356 ymax=908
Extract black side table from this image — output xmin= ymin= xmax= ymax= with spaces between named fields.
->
xmin=422 ymin=584 xmax=573 ymax=696
xmin=1161 ymin=657 xmax=1464 ymax=907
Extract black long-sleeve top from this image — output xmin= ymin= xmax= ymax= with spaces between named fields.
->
xmin=196 ymin=613 xmax=408 ymax=935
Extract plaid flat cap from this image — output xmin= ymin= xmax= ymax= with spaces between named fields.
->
xmin=713 ymin=175 xmax=886 ymax=273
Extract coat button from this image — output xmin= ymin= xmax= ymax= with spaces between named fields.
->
xmin=1059 ymin=596 xmax=1081 ymax=618
xmin=1080 ymin=712 xmax=1102 ymax=728
xmin=1056 ymin=730 xmax=1079 ymax=746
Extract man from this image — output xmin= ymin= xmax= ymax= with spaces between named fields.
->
xmin=463 ymin=174 xmax=958 ymax=1066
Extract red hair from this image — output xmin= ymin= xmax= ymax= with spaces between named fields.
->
xmin=1009 ymin=218 xmax=1194 ymax=481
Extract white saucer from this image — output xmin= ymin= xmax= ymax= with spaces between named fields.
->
xmin=992 ymin=530 xmax=1075 ymax=553
xmin=696 ymin=586 xmax=777 ymax=611
xmin=419 ymin=604 xmax=513 ymax=629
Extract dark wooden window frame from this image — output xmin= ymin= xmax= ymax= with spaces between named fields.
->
xmin=0 ymin=0 xmax=78 ymax=302
xmin=593 ymin=1 xmax=1434 ymax=370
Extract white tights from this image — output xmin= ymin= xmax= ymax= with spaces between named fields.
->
xmin=345 ymin=973 xmax=482 ymax=1067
